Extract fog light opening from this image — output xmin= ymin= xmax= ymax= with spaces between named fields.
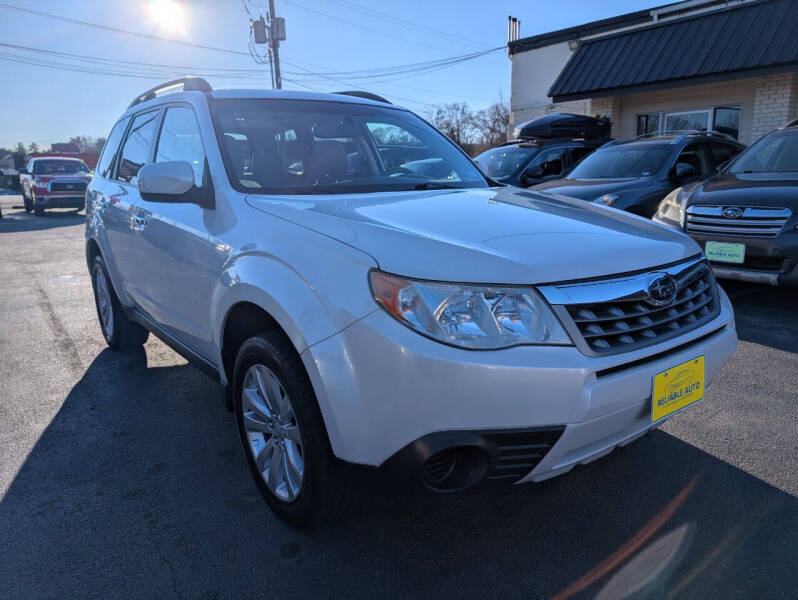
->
xmin=423 ymin=446 xmax=488 ymax=492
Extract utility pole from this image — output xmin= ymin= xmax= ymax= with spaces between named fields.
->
xmin=269 ymin=0 xmax=282 ymax=90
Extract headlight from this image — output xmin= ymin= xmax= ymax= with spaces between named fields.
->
xmin=593 ymin=193 xmax=619 ymax=206
xmin=656 ymin=187 xmax=686 ymax=226
xmin=369 ymin=271 xmax=570 ymax=349
xmin=34 ymin=178 xmax=49 ymax=188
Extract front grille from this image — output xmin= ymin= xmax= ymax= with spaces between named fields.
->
xmin=686 ymin=206 xmax=791 ymax=238
xmin=540 ymin=258 xmax=720 ymax=356
xmin=483 ymin=428 xmax=564 ymax=481
xmin=49 ymin=181 xmax=87 ymax=192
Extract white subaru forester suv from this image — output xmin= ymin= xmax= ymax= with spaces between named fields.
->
xmin=86 ymin=78 xmax=737 ymax=526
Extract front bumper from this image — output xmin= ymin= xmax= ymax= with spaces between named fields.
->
xmin=302 ymin=287 xmax=737 ymax=487
xmin=654 ymin=216 xmax=798 ymax=285
xmin=34 ymin=194 xmax=86 ymax=209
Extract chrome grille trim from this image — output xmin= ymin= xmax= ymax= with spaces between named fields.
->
xmin=685 ymin=205 xmax=791 ymax=238
xmin=47 ymin=179 xmax=88 ymax=193
xmin=538 ymin=257 xmax=720 ymax=357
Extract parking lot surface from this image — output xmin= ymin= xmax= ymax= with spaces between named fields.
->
xmin=1 ymin=197 xmax=796 ymax=599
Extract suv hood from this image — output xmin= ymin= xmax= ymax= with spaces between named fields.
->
xmin=530 ymin=177 xmax=650 ymax=200
xmin=686 ymin=173 xmax=798 ymax=208
xmin=246 ymin=187 xmax=699 ymax=284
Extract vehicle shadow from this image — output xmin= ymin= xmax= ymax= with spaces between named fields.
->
xmin=0 ymin=204 xmax=84 ymax=232
xmin=1 ymin=347 xmax=795 ymax=599
xmin=721 ymin=280 xmax=798 ymax=354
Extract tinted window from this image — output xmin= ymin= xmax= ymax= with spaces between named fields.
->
xmin=713 ymin=106 xmax=741 ymax=140
xmin=728 ymin=130 xmax=798 ymax=173
xmin=33 ymin=160 xmax=90 ymax=175
xmin=674 ymin=142 xmax=710 ymax=176
xmin=567 ymin=146 xmax=594 ymax=166
xmin=97 ymin=118 xmax=130 ymax=179
xmin=211 ymin=99 xmax=487 ymax=194
xmin=155 ymin=107 xmax=205 ymax=187
xmin=116 ymin=110 xmax=160 ymax=184
xmin=527 ymin=146 xmax=567 ymax=176
xmin=710 ymin=143 xmax=740 ymax=169
xmin=474 ymin=146 xmax=538 ymax=178
xmin=568 ymin=144 xmax=671 ymax=178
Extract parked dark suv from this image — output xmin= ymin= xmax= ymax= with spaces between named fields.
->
xmin=474 ymin=113 xmax=610 ymax=187
xmin=654 ymin=123 xmax=798 ymax=286
xmin=532 ymin=132 xmax=745 ymax=217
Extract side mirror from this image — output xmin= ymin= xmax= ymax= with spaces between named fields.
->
xmin=138 ymin=161 xmax=214 ymax=209
xmin=18 ymin=168 xmax=28 ymax=175
xmin=672 ymin=162 xmax=696 ymax=180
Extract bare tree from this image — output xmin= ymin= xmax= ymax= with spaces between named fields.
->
xmin=470 ymin=96 xmax=510 ymax=151
xmin=27 ymin=142 xmax=39 ymax=154
xmin=424 ymin=102 xmax=474 ymax=149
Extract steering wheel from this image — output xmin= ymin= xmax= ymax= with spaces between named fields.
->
xmin=384 ymin=166 xmax=415 ymax=177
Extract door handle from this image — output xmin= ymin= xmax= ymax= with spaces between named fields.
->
xmin=130 ymin=215 xmax=148 ymax=231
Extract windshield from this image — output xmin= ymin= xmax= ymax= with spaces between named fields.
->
xmin=728 ymin=130 xmax=798 ymax=173
xmin=33 ymin=159 xmax=90 ymax=175
xmin=474 ymin=145 xmax=538 ymax=178
xmin=567 ymin=144 xmax=671 ymax=178
xmin=210 ymin=99 xmax=487 ymax=194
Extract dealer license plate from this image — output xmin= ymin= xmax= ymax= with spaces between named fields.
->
xmin=651 ymin=356 xmax=705 ymax=422
xmin=705 ymin=241 xmax=745 ymax=264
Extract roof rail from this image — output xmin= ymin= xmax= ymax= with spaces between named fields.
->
xmin=333 ymin=90 xmax=392 ymax=104
xmin=128 ymin=77 xmax=212 ymax=108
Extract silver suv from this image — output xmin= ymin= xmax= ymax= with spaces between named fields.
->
xmin=86 ymin=78 xmax=737 ymax=526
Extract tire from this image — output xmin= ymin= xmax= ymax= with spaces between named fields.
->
xmin=90 ymin=255 xmax=149 ymax=350
xmin=33 ymin=201 xmax=44 ymax=217
xmin=233 ymin=332 xmax=345 ymax=527
xmin=22 ymin=188 xmax=32 ymax=213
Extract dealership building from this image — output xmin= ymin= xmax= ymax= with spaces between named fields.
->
xmin=507 ymin=0 xmax=798 ymax=144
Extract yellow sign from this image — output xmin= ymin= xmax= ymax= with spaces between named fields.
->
xmin=652 ymin=356 xmax=705 ymax=422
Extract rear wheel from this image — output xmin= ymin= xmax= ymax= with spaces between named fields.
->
xmin=233 ymin=332 xmax=345 ymax=527
xmin=91 ymin=255 xmax=149 ymax=349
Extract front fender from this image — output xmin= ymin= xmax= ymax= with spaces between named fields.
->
xmin=211 ymin=245 xmax=378 ymax=383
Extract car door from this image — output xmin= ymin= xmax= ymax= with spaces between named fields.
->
xmin=134 ymin=103 xmax=222 ymax=359
xmin=102 ymin=110 xmax=161 ymax=304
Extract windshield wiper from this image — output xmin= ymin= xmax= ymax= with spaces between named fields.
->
xmin=411 ymin=181 xmax=462 ymax=190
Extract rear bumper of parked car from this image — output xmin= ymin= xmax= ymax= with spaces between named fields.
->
xmin=688 ymin=230 xmax=798 ymax=286
xmin=302 ymin=287 xmax=737 ymax=491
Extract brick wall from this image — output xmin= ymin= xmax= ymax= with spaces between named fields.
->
xmin=589 ymin=97 xmax=623 ymax=136
xmin=750 ymin=73 xmax=798 ymax=141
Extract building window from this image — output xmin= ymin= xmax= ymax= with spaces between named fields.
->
xmin=713 ymin=106 xmax=741 ymax=140
xmin=637 ymin=113 xmax=660 ymax=135
xmin=635 ymin=105 xmax=742 ymax=140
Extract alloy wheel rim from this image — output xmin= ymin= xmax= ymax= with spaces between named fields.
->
xmin=95 ymin=268 xmax=114 ymax=337
xmin=242 ymin=364 xmax=304 ymax=502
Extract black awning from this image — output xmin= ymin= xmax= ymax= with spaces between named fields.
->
xmin=549 ymin=0 xmax=798 ymax=102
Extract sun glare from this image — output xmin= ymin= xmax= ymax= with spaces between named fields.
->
xmin=148 ymin=0 xmax=186 ymax=31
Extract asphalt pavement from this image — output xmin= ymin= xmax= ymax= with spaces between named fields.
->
xmin=0 ymin=196 xmax=796 ymax=599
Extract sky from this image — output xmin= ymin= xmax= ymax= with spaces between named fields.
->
xmin=0 ymin=0 xmax=657 ymax=148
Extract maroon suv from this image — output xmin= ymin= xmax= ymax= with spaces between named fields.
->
xmin=20 ymin=157 xmax=91 ymax=215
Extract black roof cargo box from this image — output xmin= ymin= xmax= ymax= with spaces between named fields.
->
xmin=513 ymin=113 xmax=610 ymax=140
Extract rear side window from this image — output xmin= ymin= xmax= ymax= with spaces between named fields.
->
xmin=155 ymin=106 xmax=206 ymax=187
xmin=96 ymin=118 xmax=130 ymax=179
xmin=567 ymin=146 xmax=594 ymax=166
xmin=674 ymin=142 xmax=711 ymax=175
xmin=116 ymin=110 xmax=160 ymax=184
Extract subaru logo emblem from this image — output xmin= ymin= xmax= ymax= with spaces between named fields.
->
xmin=722 ymin=207 xmax=743 ymax=219
xmin=647 ymin=274 xmax=678 ymax=307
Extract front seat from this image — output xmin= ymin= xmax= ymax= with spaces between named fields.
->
xmin=305 ymin=141 xmax=349 ymax=185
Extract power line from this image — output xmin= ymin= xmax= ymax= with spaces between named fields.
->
xmin=326 ymin=0 xmax=487 ymax=51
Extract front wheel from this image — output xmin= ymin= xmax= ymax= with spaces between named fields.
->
xmin=33 ymin=201 xmax=44 ymax=216
xmin=233 ymin=332 xmax=345 ymax=527
xmin=90 ymin=255 xmax=149 ymax=349
xmin=22 ymin=188 xmax=32 ymax=213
